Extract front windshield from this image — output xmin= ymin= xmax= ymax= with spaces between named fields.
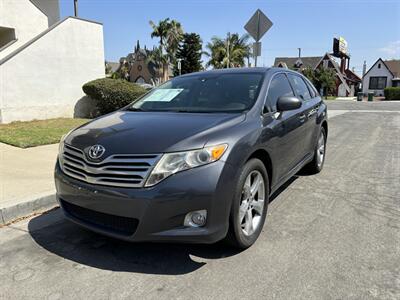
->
xmin=129 ymin=73 xmax=264 ymax=113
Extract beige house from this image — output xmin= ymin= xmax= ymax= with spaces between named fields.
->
xmin=116 ymin=42 xmax=172 ymax=86
xmin=0 ymin=0 xmax=105 ymax=123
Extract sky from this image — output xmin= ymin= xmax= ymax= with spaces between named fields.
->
xmin=60 ymin=0 xmax=400 ymax=76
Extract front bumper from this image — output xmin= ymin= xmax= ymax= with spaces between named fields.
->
xmin=55 ymin=160 xmax=237 ymax=244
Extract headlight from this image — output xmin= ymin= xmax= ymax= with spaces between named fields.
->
xmin=145 ymin=144 xmax=228 ymax=187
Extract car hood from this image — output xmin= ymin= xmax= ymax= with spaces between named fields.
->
xmin=66 ymin=111 xmax=245 ymax=154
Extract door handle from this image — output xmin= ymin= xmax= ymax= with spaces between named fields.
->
xmin=308 ymin=109 xmax=317 ymax=118
xmin=299 ymin=114 xmax=306 ymax=122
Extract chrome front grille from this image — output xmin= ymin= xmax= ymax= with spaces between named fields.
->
xmin=59 ymin=144 xmax=161 ymax=188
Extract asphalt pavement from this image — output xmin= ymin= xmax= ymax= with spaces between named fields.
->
xmin=1 ymin=101 xmax=399 ymax=300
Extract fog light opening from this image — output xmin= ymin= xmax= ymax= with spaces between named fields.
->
xmin=184 ymin=210 xmax=207 ymax=227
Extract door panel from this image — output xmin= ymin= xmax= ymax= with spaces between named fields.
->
xmin=287 ymin=74 xmax=317 ymax=159
xmin=261 ymin=73 xmax=307 ymax=182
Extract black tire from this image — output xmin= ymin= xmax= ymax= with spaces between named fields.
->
xmin=225 ymin=158 xmax=269 ymax=249
xmin=304 ymin=127 xmax=326 ymax=174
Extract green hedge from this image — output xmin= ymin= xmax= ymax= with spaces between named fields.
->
xmin=82 ymin=78 xmax=147 ymax=115
xmin=384 ymin=87 xmax=400 ymax=100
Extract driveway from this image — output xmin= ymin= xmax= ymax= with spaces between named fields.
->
xmin=1 ymin=103 xmax=399 ymax=300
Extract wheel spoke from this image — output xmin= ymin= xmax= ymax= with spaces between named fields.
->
xmin=239 ymin=201 xmax=248 ymax=223
xmin=244 ymin=175 xmax=251 ymax=190
xmin=239 ymin=170 xmax=266 ymax=236
xmin=244 ymin=209 xmax=253 ymax=234
xmin=252 ymin=200 xmax=264 ymax=215
xmin=250 ymin=173 xmax=261 ymax=196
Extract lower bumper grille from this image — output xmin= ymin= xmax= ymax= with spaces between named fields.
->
xmin=61 ymin=200 xmax=139 ymax=236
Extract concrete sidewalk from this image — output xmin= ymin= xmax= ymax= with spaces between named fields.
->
xmin=0 ymin=143 xmax=58 ymax=225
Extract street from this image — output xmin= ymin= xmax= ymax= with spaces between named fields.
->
xmin=1 ymin=101 xmax=399 ymax=300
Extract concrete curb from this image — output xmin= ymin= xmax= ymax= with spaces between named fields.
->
xmin=0 ymin=193 xmax=58 ymax=225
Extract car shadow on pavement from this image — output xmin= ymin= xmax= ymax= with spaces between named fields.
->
xmin=28 ymin=210 xmax=241 ymax=275
xmin=28 ymin=175 xmax=299 ymax=276
xmin=269 ymin=175 xmax=298 ymax=203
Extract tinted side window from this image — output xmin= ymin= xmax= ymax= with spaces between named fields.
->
xmin=266 ymin=73 xmax=294 ymax=111
xmin=288 ymin=74 xmax=312 ymax=101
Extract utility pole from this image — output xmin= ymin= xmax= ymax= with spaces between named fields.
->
xmin=74 ymin=0 xmax=78 ymax=17
xmin=298 ymin=47 xmax=301 ymax=58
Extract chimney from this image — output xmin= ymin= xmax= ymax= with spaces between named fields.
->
xmin=362 ymin=61 xmax=367 ymax=77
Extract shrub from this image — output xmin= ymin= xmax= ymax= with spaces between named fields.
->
xmin=82 ymin=78 xmax=147 ymax=114
xmin=384 ymin=87 xmax=400 ymax=100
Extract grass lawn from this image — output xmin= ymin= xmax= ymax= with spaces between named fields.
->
xmin=325 ymin=96 xmax=337 ymax=100
xmin=0 ymin=118 xmax=89 ymax=148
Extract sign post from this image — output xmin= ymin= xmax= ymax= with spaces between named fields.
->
xmin=177 ymin=58 xmax=182 ymax=76
xmin=244 ymin=9 xmax=273 ymax=67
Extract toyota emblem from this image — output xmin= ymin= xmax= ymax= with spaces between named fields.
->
xmin=88 ymin=145 xmax=105 ymax=160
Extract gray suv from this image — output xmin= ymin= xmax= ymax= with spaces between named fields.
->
xmin=55 ymin=68 xmax=327 ymax=248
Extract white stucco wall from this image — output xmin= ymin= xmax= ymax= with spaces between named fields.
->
xmin=0 ymin=17 xmax=105 ymax=123
xmin=362 ymin=59 xmax=393 ymax=95
xmin=30 ymin=0 xmax=60 ymax=26
xmin=0 ymin=0 xmax=51 ymax=59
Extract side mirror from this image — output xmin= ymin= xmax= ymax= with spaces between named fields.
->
xmin=276 ymin=96 xmax=302 ymax=112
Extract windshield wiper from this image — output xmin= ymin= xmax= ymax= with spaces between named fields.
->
xmin=126 ymin=107 xmax=146 ymax=112
xmin=169 ymin=109 xmax=214 ymax=113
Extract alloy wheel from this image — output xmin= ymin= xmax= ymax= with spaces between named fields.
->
xmin=317 ymin=132 xmax=325 ymax=168
xmin=239 ymin=170 xmax=265 ymax=236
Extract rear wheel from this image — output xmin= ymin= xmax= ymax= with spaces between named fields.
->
xmin=304 ymin=127 xmax=326 ymax=174
xmin=226 ymin=159 xmax=269 ymax=249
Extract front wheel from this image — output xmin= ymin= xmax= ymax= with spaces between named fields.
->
xmin=226 ymin=158 xmax=269 ymax=249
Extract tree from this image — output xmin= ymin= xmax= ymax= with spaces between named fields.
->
xmin=205 ymin=33 xmax=251 ymax=69
xmin=147 ymin=46 xmax=168 ymax=83
xmin=149 ymin=18 xmax=170 ymax=52
xmin=301 ymin=66 xmax=337 ymax=98
xmin=301 ymin=67 xmax=317 ymax=86
xmin=173 ymin=33 xmax=202 ymax=76
xmin=149 ymin=18 xmax=184 ymax=81
xmin=105 ymin=61 xmax=112 ymax=75
xmin=315 ymin=67 xmax=337 ymax=98
xmin=166 ymin=19 xmax=184 ymax=62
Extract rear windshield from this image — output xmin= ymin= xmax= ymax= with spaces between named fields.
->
xmin=129 ymin=73 xmax=264 ymax=113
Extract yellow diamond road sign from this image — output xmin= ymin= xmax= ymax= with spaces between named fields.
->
xmin=244 ymin=9 xmax=273 ymax=42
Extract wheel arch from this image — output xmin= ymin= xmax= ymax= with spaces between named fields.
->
xmin=246 ymin=149 xmax=273 ymax=191
xmin=321 ymin=120 xmax=328 ymax=137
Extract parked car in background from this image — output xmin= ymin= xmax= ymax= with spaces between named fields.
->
xmin=55 ymin=68 xmax=328 ymax=248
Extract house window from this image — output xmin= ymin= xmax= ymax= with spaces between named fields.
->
xmin=378 ymin=63 xmax=381 ymax=69
xmin=0 ymin=26 xmax=16 ymax=49
xmin=369 ymin=77 xmax=387 ymax=89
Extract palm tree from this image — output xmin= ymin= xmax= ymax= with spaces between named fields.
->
xmin=149 ymin=18 xmax=184 ymax=81
xmin=205 ymin=33 xmax=251 ymax=69
xmin=165 ymin=19 xmax=183 ymax=61
xmin=149 ymin=18 xmax=170 ymax=52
